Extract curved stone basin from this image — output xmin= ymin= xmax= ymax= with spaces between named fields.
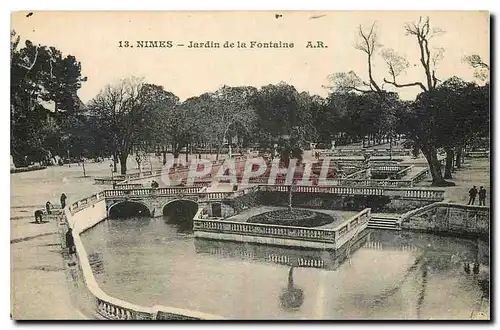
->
xmin=81 ymin=216 xmax=489 ymax=320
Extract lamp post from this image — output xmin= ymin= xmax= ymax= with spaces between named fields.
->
xmin=82 ymin=155 xmax=86 ymax=177
xmin=110 ymin=163 xmax=115 ymax=189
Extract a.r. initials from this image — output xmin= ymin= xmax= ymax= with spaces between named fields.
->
xmin=306 ymin=41 xmax=327 ymax=48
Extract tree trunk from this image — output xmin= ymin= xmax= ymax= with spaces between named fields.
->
xmin=420 ymin=144 xmax=447 ymax=186
xmin=119 ymin=153 xmax=128 ymax=175
xmin=216 ymin=143 xmax=222 ymax=162
xmin=112 ymin=153 xmax=118 ymax=173
xmin=162 ymin=149 xmax=167 ymax=166
xmin=172 ymin=144 xmax=180 ymax=167
xmin=455 ymin=148 xmax=463 ymax=168
xmin=444 ymin=148 xmax=454 ymax=179
xmin=185 ymin=143 xmax=189 ymax=163
xmin=362 ymin=136 xmax=366 ymax=148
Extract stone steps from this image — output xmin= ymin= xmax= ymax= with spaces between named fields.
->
xmin=367 ymin=216 xmax=401 ymax=230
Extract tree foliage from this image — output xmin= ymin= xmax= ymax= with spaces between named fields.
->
xmin=10 ymin=30 xmax=86 ymax=166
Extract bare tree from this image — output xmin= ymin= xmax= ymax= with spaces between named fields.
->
xmin=382 ymin=16 xmax=445 ymax=92
xmin=89 ymin=77 xmax=170 ymax=175
xmin=327 ymin=23 xmax=383 ymax=93
xmin=354 ymin=22 xmax=383 ymax=93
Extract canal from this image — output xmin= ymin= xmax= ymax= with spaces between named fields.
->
xmin=81 ymin=216 xmax=489 ymax=320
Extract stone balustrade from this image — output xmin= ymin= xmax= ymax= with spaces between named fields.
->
xmin=399 ymin=202 xmax=490 ymax=237
xmin=102 ymin=183 xmax=444 ymax=202
xmin=345 ymin=168 xmax=370 ymax=179
xmin=317 ymin=178 xmax=413 ymax=188
xmin=193 ymin=218 xmax=337 ymax=243
xmin=193 ymin=208 xmax=371 ymax=250
xmin=410 ymin=167 xmax=430 ymax=185
xmin=465 ymin=150 xmax=489 ymax=158
xmin=68 ymin=192 xmax=105 ymax=215
xmin=260 ymin=184 xmax=444 ymax=201
xmin=115 ymin=182 xmax=144 ymax=189
xmin=94 ymin=177 xmax=125 ymax=185
xmin=319 ymin=148 xmax=413 ymax=158
xmin=391 ymin=165 xmax=413 ymax=179
xmin=371 ymin=165 xmax=406 ymax=174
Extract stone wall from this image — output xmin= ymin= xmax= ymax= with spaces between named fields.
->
xmin=400 ymin=202 xmax=490 ymax=238
xmin=223 ymin=189 xmax=262 ymax=213
xmin=67 ymin=199 xmax=107 ymax=232
xmin=259 ymin=191 xmax=432 ymax=213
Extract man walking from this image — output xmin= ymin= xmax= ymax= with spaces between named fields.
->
xmin=478 ymin=186 xmax=487 ymax=206
xmin=468 ymin=186 xmax=478 ymax=205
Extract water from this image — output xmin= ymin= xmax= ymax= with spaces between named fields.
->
xmin=81 ymin=216 xmax=489 ymax=320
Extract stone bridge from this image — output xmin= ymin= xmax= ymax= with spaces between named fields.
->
xmin=102 ymin=184 xmax=446 ymax=218
xmin=103 ymin=186 xmax=260 ymax=219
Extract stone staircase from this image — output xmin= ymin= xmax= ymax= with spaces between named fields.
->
xmin=368 ymin=215 xmax=401 ymax=230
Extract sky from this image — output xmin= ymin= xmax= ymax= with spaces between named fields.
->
xmin=11 ymin=11 xmax=489 ymax=103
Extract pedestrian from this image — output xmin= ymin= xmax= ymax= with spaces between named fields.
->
xmin=60 ymin=193 xmax=67 ymax=209
xmin=34 ymin=209 xmax=43 ymax=224
xmin=45 ymin=201 xmax=53 ymax=215
xmin=66 ymin=228 xmax=76 ymax=255
xmin=467 ymin=186 xmax=478 ymax=205
xmin=478 ymin=186 xmax=487 ymax=206
xmin=464 ymin=263 xmax=471 ymax=274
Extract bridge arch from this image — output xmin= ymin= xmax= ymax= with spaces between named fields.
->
xmin=108 ymin=201 xmax=152 ymax=218
xmin=162 ymin=199 xmax=199 ymax=229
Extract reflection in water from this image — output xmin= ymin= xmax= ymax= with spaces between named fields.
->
xmin=280 ymin=267 xmax=304 ymax=310
xmin=81 ymin=216 xmax=490 ymax=320
xmin=194 ymin=229 xmax=370 ymax=270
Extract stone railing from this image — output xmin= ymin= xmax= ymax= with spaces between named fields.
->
xmin=332 ymin=208 xmax=371 ymax=245
xmin=103 ymin=186 xmax=202 ymax=197
xmin=260 ymin=185 xmax=445 ymax=201
xmin=64 ymin=192 xmax=224 ymax=320
xmin=103 ymin=184 xmax=445 ymax=202
xmin=410 ymin=167 xmax=430 ymax=185
xmin=193 ymin=218 xmax=337 ymax=244
xmin=114 ymin=181 xmax=144 ymax=189
xmin=197 ymin=191 xmax=235 ymax=201
xmin=345 ymin=168 xmax=370 ymax=179
xmin=465 ymin=150 xmax=489 ymax=158
xmin=68 ymin=192 xmax=106 ymax=215
xmin=193 ymin=207 xmax=370 ymax=249
xmin=319 ymin=148 xmax=412 ymax=158
xmin=94 ymin=177 xmax=125 ymax=185
xmin=399 ymin=202 xmax=489 ymax=237
xmin=391 ymin=165 xmax=413 ymax=179
xmin=371 ymin=165 xmax=406 ymax=175
xmin=317 ymin=178 xmax=413 ymax=188
xmin=103 ymin=187 xmax=237 ymax=202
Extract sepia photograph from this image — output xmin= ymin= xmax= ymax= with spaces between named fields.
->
xmin=10 ymin=10 xmax=490 ymax=320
